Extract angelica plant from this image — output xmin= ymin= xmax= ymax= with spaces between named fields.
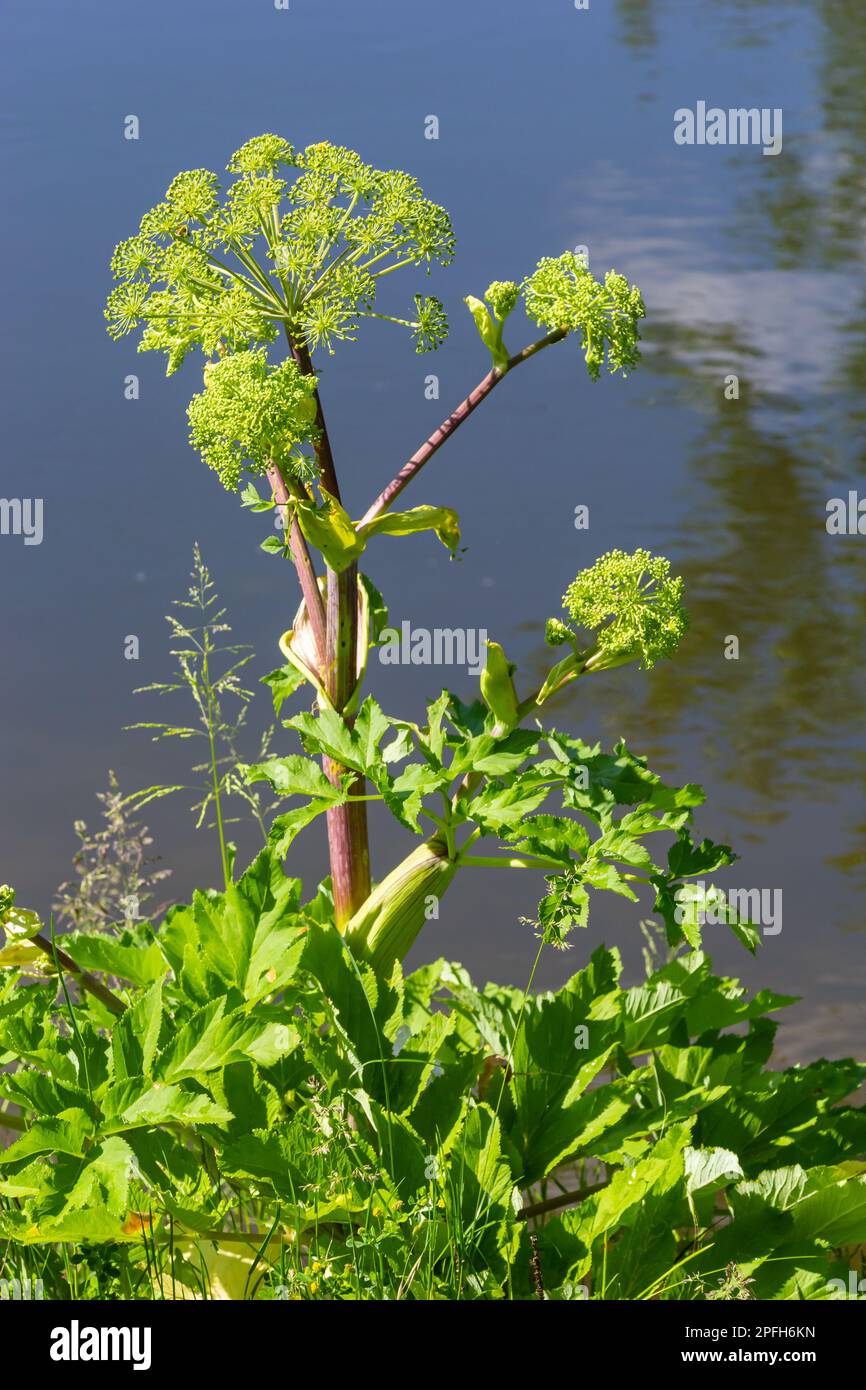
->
xmin=107 ymin=133 xmax=718 ymax=962
xmin=2 ymin=130 xmax=862 ymax=1315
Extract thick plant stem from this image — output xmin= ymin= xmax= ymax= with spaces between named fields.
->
xmin=324 ymin=560 xmax=371 ymax=927
xmin=289 ymin=333 xmax=371 ymax=927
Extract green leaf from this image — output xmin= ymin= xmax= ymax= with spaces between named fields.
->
xmin=62 ymin=935 xmax=167 ymax=990
xmin=268 ymin=802 xmax=337 ymax=857
xmin=244 ymin=754 xmax=346 ymax=801
xmin=58 ymin=1135 xmax=135 ymax=1221
xmin=261 ymin=664 xmax=306 ymax=717
xmin=377 ymin=762 xmax=450 ymax=832
xmin=111 ymin=981 xmax=163 ymax=1081
xmin=508 ymin=946 xmax=624 ymax=1182
xmin=684 ymin=1145 xmax=744 ymax=1195
xmin=508 ymin=815 xmax=590 ymax=866
xmin=591 ymin=828 xmax=655 ymax=870
xmin=565 ymin=1123 xmax=693 ymax=1299
xmin=286 ymin=698 xmax=398 ymax=778
xmin=240 ymin=481 xmax=273 ymax=512
xmin=453 ymin=1104 xmax=520 ymax=1275
xmin=300 ymin=921 xmax=402 ymax=1089
xmin=0 ymin=1111 xmax=93 ymax=1165
xmin=582 ymin=860 xmax=639 ymax=900
xmin=101 ymin=1079 xmax=233 ymax=1132
xmin=711 ymin=1163 xmax=866 ymax=1299
xmin=0 ymin=1068 xmax=88 ymax=1119
xmin=357 ymin=504 xmax=461 ymax=558
xmin=296 ymin=489 xmax=365 ymax=572
xmin=381 ymin=1011 xmax=456 ymax=1116
xmin=450 ymin=728 xmax=540 ymax=779
xmin=777 ymin=1167 xmax=866 ymax=1248
xmin=353 ymin=697 xmax=393 ymax=769
xmin=668 ymin=832 xmax=736 ymax=877
xmin=464 ymin=776 xmax=550 ymax=834
xmin=160 ymin=846 xmax=308 ymax=1004
xmin=156 ymin=999 xmax=300 ymax=1081
xmin=220 ymin=1128 xmax=306 ymax=1196
xmin=620 ymin=979 xmax=691 ymax=1053
xmin=0 ymin=1159 xmax=54 ymax=1200
xmin=285 ymin=709 xmax=365 ymax=771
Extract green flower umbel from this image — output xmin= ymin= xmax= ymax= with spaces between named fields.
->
xmin=536 ymin=549 xmax=687 ymax=705
xmin=105 ymin=135 xmax=455 ymax=373
xmin=187 ymin=348 xmax=319 ymax=491
xmin=522 ymin=252 xmax=645 ymax=379
xmin=561 ymin=549 xmax=688 ymax=671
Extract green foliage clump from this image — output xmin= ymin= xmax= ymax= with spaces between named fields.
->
xmin=248 ymin=678 xmax=742 ymax=959
xmin=105 ymin=136 xmax=455 ymax=373
xmin=522 ymin=251 xmax=645 ymax=379
xmin=71 ymin=131 xmax=860 ymax=1306
xmin=559 ymin=548 xmax=688 ymax=671
xmin=2 ymin=850 xmax=864 ymax=1301
xmin=187 ymin=349 xmax=319 ymax=490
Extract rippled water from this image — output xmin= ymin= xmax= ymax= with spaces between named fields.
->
xmin=1 ymin=0 xmax=863 ymax=1059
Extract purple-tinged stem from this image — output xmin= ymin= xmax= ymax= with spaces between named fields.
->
xmin=359 ymin=327 xmax=568 ymax=526
xmin=33 ymin=933 xmax=126 ymax=1016
xmin=288 ymin=334 xmax=371 ymax=927
xmin=265 ymin=463 xmax=327 ymax=666
xmin=323 ymin=560 xmax=371 ymax=928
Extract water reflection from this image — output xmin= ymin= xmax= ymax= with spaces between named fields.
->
xmin=542 ymin=0 xmax=866 ymax=916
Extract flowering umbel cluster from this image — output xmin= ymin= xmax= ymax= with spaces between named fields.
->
xmin=105 ymin=135 xmax=455 ymax=373
xmin=550 ymin=549 xmax=688 ymax=671
xmin=522 ymin=252 xmax=645 ymax=379
xmin=462 ymin=253 xmax=645 ymax=380
xmin=187 ymin=349 xmax=319 ymax=490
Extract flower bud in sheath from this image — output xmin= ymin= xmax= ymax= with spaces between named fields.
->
xmin=480 ymin=641 xmax=519 ymax=736
xmin=344 ymin=838 xmax=457 ymax=972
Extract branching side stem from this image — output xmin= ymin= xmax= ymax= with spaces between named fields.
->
xmin=360 ymin=328 xmax=568 ymax=526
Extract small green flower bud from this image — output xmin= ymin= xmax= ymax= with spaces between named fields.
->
xmin=485 ymin=280 xmax=520 ymax=321
xmin=545 ymin=617 xmax=571 ymax=647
